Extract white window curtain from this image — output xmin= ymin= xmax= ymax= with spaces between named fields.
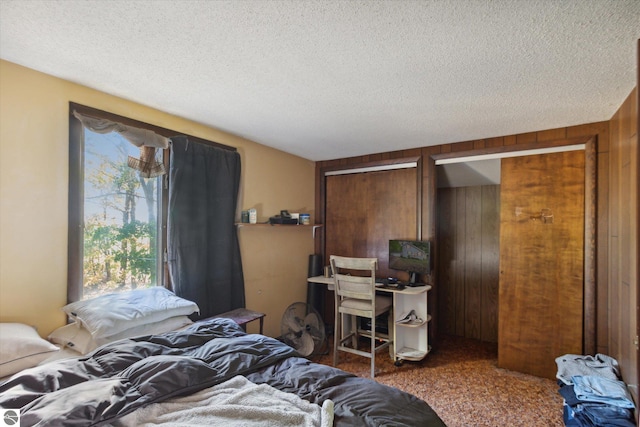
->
xmin=72 ymin=110 xmax=169 ymax=177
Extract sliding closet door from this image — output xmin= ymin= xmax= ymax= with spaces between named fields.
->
xmin=498 ymin=150 xmax=584 ymax=379
xmin=325 ymin=167 xmax=417 ymax=278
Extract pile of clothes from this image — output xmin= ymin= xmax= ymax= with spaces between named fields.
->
xmin=556 ymin=353 xmax=636 ymax=426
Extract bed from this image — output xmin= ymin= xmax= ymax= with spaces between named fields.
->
xmin=0 ymin=288 xmax=446 ymax=426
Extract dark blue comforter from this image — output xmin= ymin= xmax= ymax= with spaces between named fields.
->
xmin=0 ymin=318 xmax=445 ymax=426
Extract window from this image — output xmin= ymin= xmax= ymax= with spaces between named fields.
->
xmin=68 ymin=104 xmax=169 ymax=302
xmin=82 ymin=129 xmax=163 ymax=299
xmin=68 ymin=103 xmax=236 ymax=303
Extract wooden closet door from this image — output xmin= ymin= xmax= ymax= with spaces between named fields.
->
xmin=325 ymin=168 xmax=417 ymax=279
xmin=498 ymin=150 xmax=584 ymax=379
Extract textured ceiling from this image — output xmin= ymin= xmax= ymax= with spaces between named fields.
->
xmin=0 ymin=0 xmax=638 ymax=161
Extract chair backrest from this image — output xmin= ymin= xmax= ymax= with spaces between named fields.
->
xmin=330 ymin=255 xmax=377 ymax=302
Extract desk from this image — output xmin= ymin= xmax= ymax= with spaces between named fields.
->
xmin=307 ymin=275 xmax=334 ymax=288
xmin=307 ymin=275 xmax=432 ymax=363
xmin=212 ymin=308 xmax=265 ymax=334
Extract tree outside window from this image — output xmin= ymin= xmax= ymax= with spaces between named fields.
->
xmin=83 ymin=130 xmax=162 ymax=299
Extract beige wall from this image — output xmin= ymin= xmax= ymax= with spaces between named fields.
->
xmin=0 ymin=60 xmax=315 ymax=338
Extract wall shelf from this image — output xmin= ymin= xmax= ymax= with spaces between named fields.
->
xmin=235 ymin=223 xmax=323 ymax=238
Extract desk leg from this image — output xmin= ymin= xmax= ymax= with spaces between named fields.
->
xmin=389 ymin=306 xmax=395 ymax=359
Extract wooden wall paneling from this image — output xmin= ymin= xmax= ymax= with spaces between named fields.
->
xmin=610 ymin=107 xmax=622 ymax=360
xmin=439 ymin=186 xmax=465 ymax=336
xmin=431 ymin=136 xmax=598 ymax=358
xmin=370 ymin=168 xmax=419 ymax=275
xmin=437 ymin=188 xmax=456 ymax=336
xmin=415 ymin=156 xmax=424 ymax=241
xmin=620 ymin=126 xmax=632 ymax=377
xmin=314 ymin=163 xmax=325 ymax=256
xmin=324 ymin=166 xmax=418 ymax=276
xmin=318 ymin=125 xmax=609 ymax=372
xmin=516 ymin=132 xmax=537 ymax=144
xmin=481 ymin=185 xmax=500 ymax=343
xmin=421 ymin=147 xmax=441 ymax=244
xmin=326 ymin=174 xmax=360 ymax=256
xmin=584 ymin=139 xmax=597 ymax=355
xmin=422 ymin=147 xmax=440 ymax=339
xmin=537 ymin=127 xmax=568 ymax=142
xmin=596 ymin=149 xmax=610 ymax=355
xmin=473 ymin=139 xmax=486 ymax=150
xmin=621 ymin=96 xmax=632 ymax=287
xmin=636 ymin=40 xmax=639 ymax=399
xmin=464 ymin=186 xmax=482 ymax=340
xmin=440 ymin=144 xmax=452 ymax=154
xmin=611 ymin=86 xmax=638 ymax=385
xmin=592 ymin=121 xmax=611 ymax=357
xmin=452 ymin=141 xmax=474 ymax=152
xmin=567 ymin=122 xmax=610 ymax=150
xmin=436 ymin=185 xmax=500 ymax=343
xmin=504 ymin=135 xmax=517 ymax=146
xmin=324 ymin=173 xmax=367 ymax=325
xmin=628 ymin=112 xmax=637 ymax=386
xmin=454 ymin=188 xmax=467 ymax=336
xmin=327 ymin=173 xmax=370 ymax=257
xmin=485 ymin=137 xmax=504 ymax=148
xmin=403 ymin=148 xmax=424 ymax=159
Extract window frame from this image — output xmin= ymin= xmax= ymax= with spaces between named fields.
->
xmin=68 ymin=103 xmax=236 ymax=303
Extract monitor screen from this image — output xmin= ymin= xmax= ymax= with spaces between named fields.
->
xmin=389 ymin=239 xmax=431 ymax=281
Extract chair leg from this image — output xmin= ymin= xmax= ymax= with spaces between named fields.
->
xmin=333 ymin=312 xmax=340 ymax=367
xmin=371 ymin=327 xmax=375 ymax=378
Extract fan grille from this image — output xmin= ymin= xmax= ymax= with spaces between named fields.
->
xmin=280 ymin=302 xmax=326 ymax=357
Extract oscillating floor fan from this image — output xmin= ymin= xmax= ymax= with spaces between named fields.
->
xmin=280 ymin=302 xmax=326 ymax=358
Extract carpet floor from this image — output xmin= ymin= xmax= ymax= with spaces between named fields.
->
xmin=315 ymin=334 xmax=565 ymax=426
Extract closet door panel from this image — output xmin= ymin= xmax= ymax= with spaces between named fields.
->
xmin=325 ymin=168 xmax=417 ymax=279
xmin=480 ymin=185 xmax=500 ymax=343
xmin=498 ymin=150 xmax=584 ymax=379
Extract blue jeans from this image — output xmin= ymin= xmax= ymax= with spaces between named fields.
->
xmin=572 ymin=375 xmax=635 ymax=409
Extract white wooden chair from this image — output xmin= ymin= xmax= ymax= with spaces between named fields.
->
xmin=330 ymin=255 xmax=392 ymax=378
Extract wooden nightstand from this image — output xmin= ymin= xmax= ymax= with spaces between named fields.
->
xmin=212 ymin=308 xmax=266 ymax=334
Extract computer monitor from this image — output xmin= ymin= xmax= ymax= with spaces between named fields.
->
xmin=388 ymin=239 xmax=431 ymax=284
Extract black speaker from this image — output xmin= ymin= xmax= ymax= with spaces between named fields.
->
xmin=307 ymin=254 xmax=325 ymax=323
xmin=308 ymin=254 xmax=322 ymax=278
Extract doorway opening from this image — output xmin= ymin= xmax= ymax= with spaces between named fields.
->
xmin=432 ymin=138 xmax=597 ymax=377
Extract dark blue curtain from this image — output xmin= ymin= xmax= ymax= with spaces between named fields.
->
xmin=167 ymin=136 xmax=244 ymax=318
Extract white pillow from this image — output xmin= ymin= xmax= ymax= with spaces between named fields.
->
xmin=47 ymin=323 xmax=94 ymax=354
xmin=62 ymin=287 xmax=199 ymax=339
xmin=48 ymin=315 xmax=193 ymax=354
xmin=0 ymin=323 xmax=59 ymax=377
